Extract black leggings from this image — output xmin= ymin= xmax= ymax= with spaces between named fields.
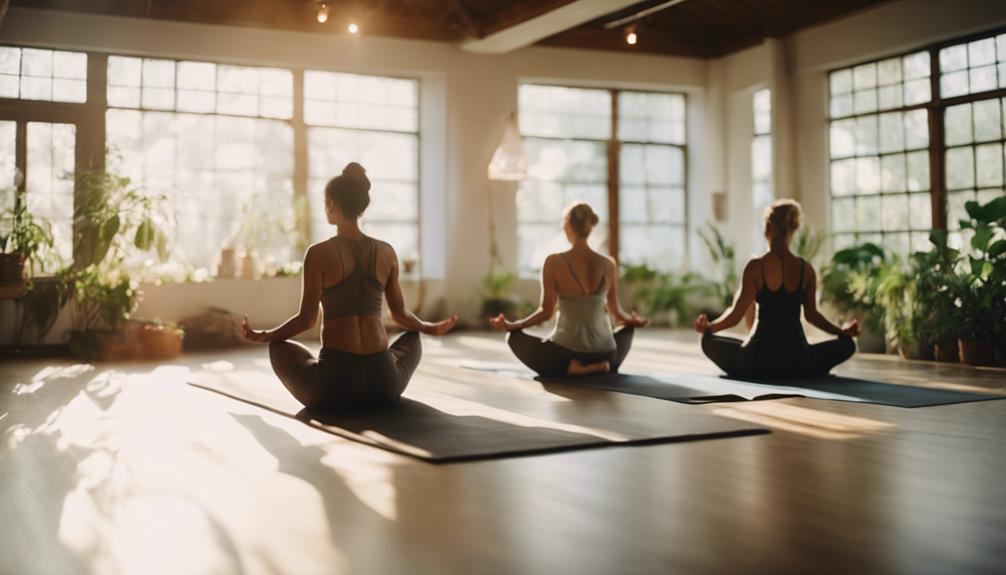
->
xmin=701 ymin=334 xmax=856 ymax=379
xmin=506 ymin=326 xmax=635 ymax=378
xmin=268 ymin=332 xmax=422 ymax=411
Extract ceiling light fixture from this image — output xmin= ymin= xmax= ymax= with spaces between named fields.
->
xmin=347 ymin=22 xmax=359 ymax=34
xmin=316 ymin=2 xmax=329 ymax=24
xmin=626 ymin=28 xmax=638 ymax=46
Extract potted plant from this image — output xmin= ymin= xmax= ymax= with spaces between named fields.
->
xmin=821 ymin=242 xmax=887 ymax=352
xmin=137 ymin=319 xmax=184 ymax=360
xmin=0 ymin=174 xmax=56 ymax=297
xmin=64 ymin=169 xmax=169 ymax=361
xmin=480 ymin=268 xmax=518 ymax=321
xmin=622 ymin=264 xmax=708 ymax=326
xmin=954 ymin=197 xmax=1006 ymax=366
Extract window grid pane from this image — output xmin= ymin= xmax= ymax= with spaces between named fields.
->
xmin=829 ymin=51 xmax=934 ymax=254
xmin=304 ymin=71 xmax=418 ymax=131
xmin=0 ymin=45 xmax=86 ymax=103
xmin=26 ymin=122 xmax=76 ymax=268
xmin=107 ymin=56 xmax=293 ymax=120
xmin=939 ymin=34 xmax=1006 ymax=98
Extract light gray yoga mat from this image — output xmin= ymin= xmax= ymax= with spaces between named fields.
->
xmin=188 ymin=369 xmax=768 ymax=463
xmin=462 ymin=362 xmax=1006 ymax=408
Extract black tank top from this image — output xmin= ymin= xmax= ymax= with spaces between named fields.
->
xmin=320 ymin=236 xmax=384 ymax=319
xmin=747 ymin=255 xmax=809 ymax=350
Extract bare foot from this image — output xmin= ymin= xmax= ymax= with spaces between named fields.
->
xmin=568 ymin=359 xmax=611 ymax=376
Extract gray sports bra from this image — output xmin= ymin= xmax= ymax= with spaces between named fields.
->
xmin=320 ymin=236 xmax=384 ymax=319
xmin=548 ymin=254 xmax=616 ymax=354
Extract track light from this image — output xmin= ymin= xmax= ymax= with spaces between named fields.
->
xmin=626 ymin=28 xmax=638 ymax=46
xmin=347 ymin=22 xmax=359 ymax=34
xmin=316 ymin=2 xmax=329 ymax=23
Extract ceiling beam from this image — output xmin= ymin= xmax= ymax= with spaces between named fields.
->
xmin=461 ymin=0 xmax=643 ymax=54
xmin=445 ymin=0 xmax=480 ymax=38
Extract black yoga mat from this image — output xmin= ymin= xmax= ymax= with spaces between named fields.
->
xmin=463 ymin=363 xmax=1006 ymax=408
xmin=188 ymin=370 xmax=767 ymax=463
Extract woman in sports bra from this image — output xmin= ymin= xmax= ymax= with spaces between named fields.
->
xmin=694 ymin=199 xmax=858 ymax=379
xmin=489 ymin=203 xmax=648 ymax=377
xmin=242 ymin=162 xmax=457 ymax=410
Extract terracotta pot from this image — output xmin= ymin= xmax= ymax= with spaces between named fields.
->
xmin=138 ymin=325 xmax=184 ymax=360
xmin=933 ymin=343 xmax=960 ymax=363
xmin=0 ymin=253 xmax=25 ymax=283
xmin=0 ymin=280 xmax=26 ymax=299
xmin=958 ymin=338 xmax=996 ymax=367
xmin=69 ymin=330 xmax=137 ymax=362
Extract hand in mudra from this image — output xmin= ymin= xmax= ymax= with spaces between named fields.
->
xmin=693 ymin=313 xmax=712 ymax=334
xmin=841 ymin=318 xmax=861 ymax=337
xmin=422 ymin=315 xmax=459 ymax=336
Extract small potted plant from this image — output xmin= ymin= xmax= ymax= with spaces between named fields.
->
xmin=0 ymin=173 xmax=55 ymax=298
xmin=137 ymin=319 xmax=184 ymax=360
xmin=480 ymin=268 xmax=518 ymax=321
xmin=821 ymin=242 xmax=888 ymax=353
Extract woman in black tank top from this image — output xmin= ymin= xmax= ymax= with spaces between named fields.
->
xmin=694 ymin=199 xmax=859 ymax=379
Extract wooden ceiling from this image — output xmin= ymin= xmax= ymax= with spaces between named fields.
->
xmin=9 ymin=0 xmax=894 ymax=57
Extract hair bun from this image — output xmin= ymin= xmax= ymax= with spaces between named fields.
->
xmin=343 ymin=162 xmax=367 ymax=179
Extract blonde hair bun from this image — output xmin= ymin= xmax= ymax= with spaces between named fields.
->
xmin=564 ymin=203 xmax=599 ymax=238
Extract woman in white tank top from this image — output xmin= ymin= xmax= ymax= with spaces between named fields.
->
xmin=489 ymin=203 xmax=648 ymax=377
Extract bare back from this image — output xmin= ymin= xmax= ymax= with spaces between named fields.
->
xmin=548 ymin=248 xmax=611 ymax=296
xmin=752 ymin=249 xmax=810 ymax=293
xmin=313 ymin=236 xmax=396 ymax=354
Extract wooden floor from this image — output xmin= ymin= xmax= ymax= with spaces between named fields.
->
xmin=2 ymin=330 xmax=1005 ymax=575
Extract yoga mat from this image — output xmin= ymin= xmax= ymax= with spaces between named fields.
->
xmin=462 ymin=363 xmax=1006 ymax=408
xmin=188 ymin=370 xmax=767 ymax=463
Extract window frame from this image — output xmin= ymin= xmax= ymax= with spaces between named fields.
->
xmin=0 ymin=46 xmax=426 ymax=277
xmin=826 ymin=25 xmax=1006 ymax=250
xmin=515 ymin=83 xmax=689 ymax=277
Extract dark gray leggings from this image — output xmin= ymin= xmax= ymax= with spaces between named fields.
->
xmin=701 ymin=333 xmax=856 ymax=379
xmin=269 ymin=332 xmax=422 ymax=411
xmin=506 ymin=326 xmax=635 ymax=378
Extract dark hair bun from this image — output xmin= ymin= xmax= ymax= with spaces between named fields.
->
xmin=324 ymin=162 xmax=372 ymax=219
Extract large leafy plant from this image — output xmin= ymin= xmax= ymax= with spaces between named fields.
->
xmin=953 ymin=196 xmax=1006 ymax=341
xmin=821 ymin=242 xmax=887 ymax=333
xmin=621 ymin=263 xmax=709 ymax=326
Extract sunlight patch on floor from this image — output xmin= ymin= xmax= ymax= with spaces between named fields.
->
xmin=713 ymin=402 xmax=894 ymax=440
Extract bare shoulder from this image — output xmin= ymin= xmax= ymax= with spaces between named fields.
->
xmin=742 ymin=257 xmax=763 ymax=277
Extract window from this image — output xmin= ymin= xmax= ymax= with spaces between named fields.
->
xmin=938 ymin=35 xmax=1006 ymax=98
xmin=106 ymin=56 xmax=296 ymax=270
xmin=618 ymin=91 xmax=687 ymax=272
xmin=752 ymin=88 xmax=773 ymax=244
xmin=828 ymin=28 xmax=1006 ymax=256
xmin=944 ymin=98 xmax=1005 ymax=243
xmin=516 ymin=84 xmax=687 ymax=276
xmin=304 ymin=71 xmax=420 ymax=267
xmin=517 ymin=85 xmax=610 ymax=276
xmin=0 ymin=47 xmax=87 ymax=103
xmin=828 ymin=50 xmax=934 ymax=254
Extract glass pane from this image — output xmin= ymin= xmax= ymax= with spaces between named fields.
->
xmin=878 ymin=112 xmax=904 ymax=153
xmin=0 ymin=121 xmax=15 ymax=196
xmin=877 ymin=57 xmax=902 ymax=85
xmin=0 ymin=47 xmax=19 ymax=75
xmin=830 ymin=69 xmax=852 ymax=95
xmin=909 ymin=192 xmax=931 ymax=230
xmin=906 ymin=150 xmax=930 ymax=192
xmin=940 ymin=44 xmax=968 ymax=72
xmin=519 ymin=84 xmax=611 ymax=140
xmin=975 ymin=143 xmax=1004 ymax=188
xmin=53 ymin=79 xmax=86 ymax=103
xmin=903 ymin=51 xmax=931 ymax=79
xmin=832 ymin=197 xmax=856 ymax=232
xmin=830 ymin=119 xmax=855 ymax=158
xmin=108 ymin=56 xmax=142 ymax=87
xmin=52 ymin=51 xmax=86 ymax=80
xmin=858 ymin=196 xmax=881 ymax=231
xmin=753 ymin=88 xmax=771 ymax=134
xmin=878 ymin=84 xmax=902 ymax=110
xmin=830 ymin=94 xmax=853 ymax=118
xmin=854 ymin=116 xmax=878 ymax=155
xmin=26 ymin=122 xmax=76 ymax=267
xmin=881 ymin=154 xmax=906 ymax=193
xmin=831 ymin=158 xmax=856 ymax=196
xmin=941 ymin=70 xmax=969 ymax=98
xmin=970 ymin=38 xmax=996 ymax=67
xmin=752 ymin=135 xmax=772 ymax=181
xmin=856 ymin=157 xmax=881 ymax=195
xmin=853 ymin=62 xmax=877 ymax=89
xmin=882 ymin=195 xmax=908 ymax=231
xmin=973 ymin=99 xmax=1002 ymax=142
xmin=854 ymin=89 xmax=878 ymax=114
xmin=178 ymin=61 xmax=216 ymax=90
xmin=945 ymin=147 xmax=975 ymax=190
xmin=904 ymin=109 xmax=929 ymax=150
xmin=21 ymin=48 xmax=53 ymax=77
xmin=0 ymin=74 xmax=17 ymax=98
xmin=142 ymin=59 xmax=175 ymax=88
xmin=970 ymin=65 xmax=997 ymax=93
xmin=944 ymin=103 xmax=972 ymax=147
xmin=903 ymin=78 xmax=931 ymax=106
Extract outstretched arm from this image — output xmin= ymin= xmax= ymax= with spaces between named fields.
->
xmin=385 ymin=245 xmax=457 ymax=335
xmin=489 ymin=256 xmax=558 ymax=331
xmin=694 ymin=260 xmax=759 ymax=334
xmin=243 ymin=245 xmax=322 ymax=343
xmin=605 ymin=257 xmax=649 ymax=327
xmin=803 ymin=265 xmax=860 ymax=337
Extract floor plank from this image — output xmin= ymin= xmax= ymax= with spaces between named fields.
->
xmin=1 ymin=329 xmax=1004 ymax=575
